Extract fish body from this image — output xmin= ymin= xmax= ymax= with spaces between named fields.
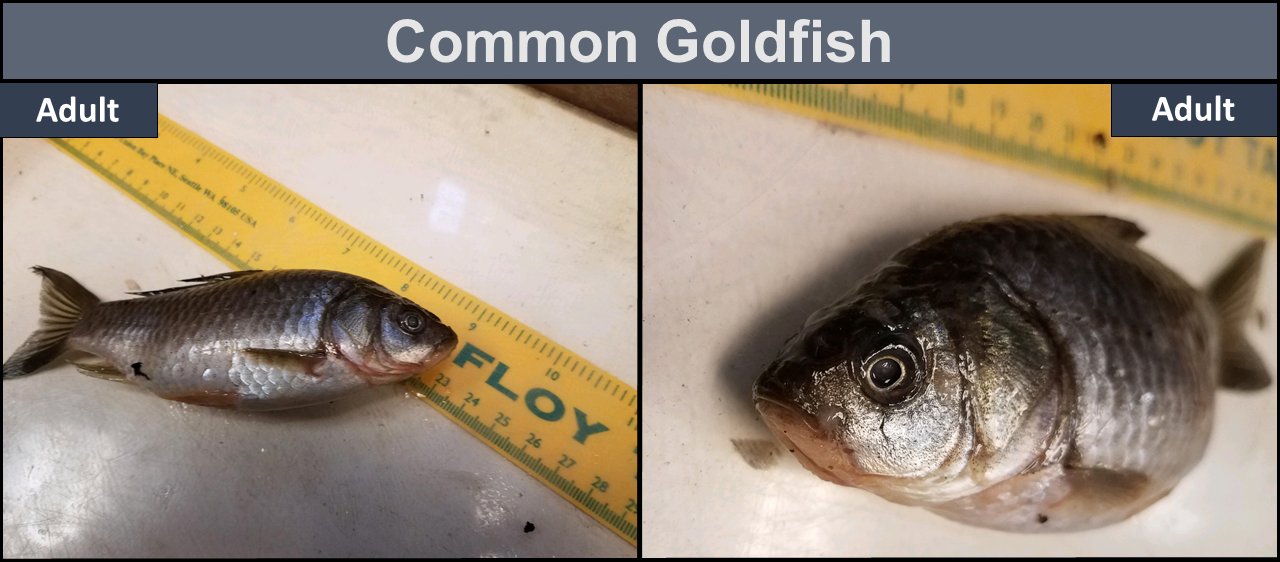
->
xmin=753 ymin=215 xmax=1270 ymax=532
xmin=3 ymin=268 xmax=457 ymax=410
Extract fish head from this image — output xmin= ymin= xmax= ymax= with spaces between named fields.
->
xmin=329 ymin=284 xmax=459 ymax=384
xmin=753 ymin=263 xmax=1066 ymax=506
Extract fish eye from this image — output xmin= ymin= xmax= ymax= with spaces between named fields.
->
xmin=857 ymin=333 xmax=922 ymax=404
xmin=868 ymin=356 xmax=904 ymax=388
xmin=398 ymin=310 xmax=426 ymax=334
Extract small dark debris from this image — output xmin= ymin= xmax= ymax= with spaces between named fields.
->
xmin=1092 ymin=132 xmax=1107 ymax=149
xmin=523 ymin=521 xmax=535 ymax=533
xmin=1257 ymin=308 xmax=1266 ymax=329
xmin=130 ymin=362 xmax=150 ymax=380
xmin=1037 ymin=514 xmax=1049 ymax=524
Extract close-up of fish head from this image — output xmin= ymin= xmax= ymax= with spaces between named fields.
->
xmin=754 ymin=258 xmax=1065 ymax=509
xmin=329 ymin=283 xmax=459 ymax=385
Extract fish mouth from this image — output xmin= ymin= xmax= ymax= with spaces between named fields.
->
xmin=754 ymin=391 xmax=861 ymax=487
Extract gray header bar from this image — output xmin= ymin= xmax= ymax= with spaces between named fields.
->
xmin=3 ymin=3 xmax=1275 ymax=80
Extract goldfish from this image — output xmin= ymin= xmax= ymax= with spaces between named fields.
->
xmin=754 ymin=215 xmax=1270 ymax=532
xmin=3 ymin=268 xmax=457 ymax=410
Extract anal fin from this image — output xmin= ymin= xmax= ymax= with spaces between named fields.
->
xmin=70 ymin=356 xmax=132 ymax=384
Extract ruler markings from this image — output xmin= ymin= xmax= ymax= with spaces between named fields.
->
xmin=683 ymin=84 xmax=1275 ymax=233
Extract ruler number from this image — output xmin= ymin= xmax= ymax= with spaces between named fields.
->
xmin=250 ymin=251 xmax=262 ymax=262
xmin=159 ymin=191 xmax=169 ymax=199
xmin=289 ymin=216 xmax=295 ymax=223
xmin=462 ymin=392 xmax=480 ymax=406
xmin=526 ymin=433 xmax=542 ymax=448
xmin=401 ymin=284 xmax=409 ymax=292
xmin=469 ymin=323 xmax=477 ymax=331
xmin=951 ymin=86 xmax=965 ymax=107
xmin=624 ymin=498 xmax=638 ymax=514
xmin=558 ymin=454 xmax=576 ymax=468
xmin=991 ymin=99 xmax=1007 ymax=120
xmin=240 ymin=185 xmax=247 ymax=192
xmin=495 ymin=412 xmax=510 ymax=427
xmin=211 ymin=226 xmax=223 ymax=236
xmin=591 ymin=476 xmax=609 ymax=492
xmin=434 ymin=373 xmax=450 ymax=387
xmin=1030 ymin=112 xmax=1044 ymax=133
xmin=545 ymin=368 xmax=560 ymax=381
xmin=193 ymin=214 xmax=204 ymax=223
xmin=342 ymin=247 xmax=350 ymax=254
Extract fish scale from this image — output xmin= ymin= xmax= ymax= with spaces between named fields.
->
xmin=754 ymin=215 xmax=1268 ymax=532
xmin=914 ymin=218 xmax=1215 ymax=481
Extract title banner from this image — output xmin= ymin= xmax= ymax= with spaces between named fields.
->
xmin=3 ymin=3 xmax=1275 ymax=79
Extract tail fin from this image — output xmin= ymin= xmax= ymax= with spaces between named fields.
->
xmin=2 ymin=267 xmax=100 ymax=379
xmin=1207 ymin=240 xmax=1271 ymax=391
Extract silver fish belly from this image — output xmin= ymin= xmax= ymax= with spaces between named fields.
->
xmin=753 ymin=215 xmax=1270 ymax=532
xmin=3 ymin=268 xmax=458 ymax=410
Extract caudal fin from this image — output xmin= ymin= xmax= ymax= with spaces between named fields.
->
xmin=1207 ymin=240 xmax=1271 ymax=391
xmin=2 ymin=267 xmax=100 ymax=379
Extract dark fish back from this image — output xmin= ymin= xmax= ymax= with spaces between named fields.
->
xmin=69 ymin=270 xmax=364 ymax=363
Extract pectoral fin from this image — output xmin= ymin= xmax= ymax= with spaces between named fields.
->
xmin=932 ymin=466 xmax=1159 ymax=532
xmin=240 ymin=348 xmax=328 ymax=377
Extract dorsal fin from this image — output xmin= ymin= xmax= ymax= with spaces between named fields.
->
xmin=1063 ymin=215 xmax=1145 ymax=243
xmin=126 ymin=270 xmax=263 ymax=297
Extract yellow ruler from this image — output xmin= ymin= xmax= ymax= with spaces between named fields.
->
xmin=48 ymin=115 xmax=637 ymax=546
xmin=683 ymin=84 xmax=1277 ymax=234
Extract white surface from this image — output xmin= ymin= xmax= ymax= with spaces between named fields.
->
xmin=641 ymin=85 xmax=1276 ymax=556
xmin=3 ymin=84 xmax=636 ymax=557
